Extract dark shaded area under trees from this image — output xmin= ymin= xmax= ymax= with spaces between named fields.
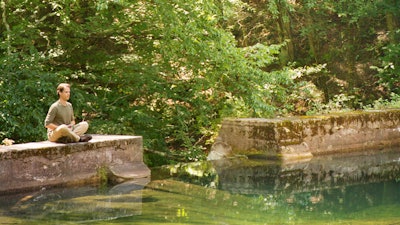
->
xmin=1 ymin=0 xmax=399 ymax=166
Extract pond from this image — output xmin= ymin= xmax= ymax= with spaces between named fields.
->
xmin=1 ymin=149 xmax=400 ymax=225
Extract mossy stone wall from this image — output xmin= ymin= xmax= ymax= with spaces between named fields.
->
xmin=218 ymin=109 xmax=400 ymax=159
xmin=0 ymin=135 xmax=150 ymax=194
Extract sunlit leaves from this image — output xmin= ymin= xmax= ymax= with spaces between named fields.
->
xmin=0 ymin=0 xmax=326 ymax=161
xmin=374 ymin=42 xmax=400 ymax=94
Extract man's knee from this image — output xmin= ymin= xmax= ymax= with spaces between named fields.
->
xmin=79 ymin=121 xmax=89 ymax=130
xmin=56 ymin=124 xmax=70 ymax=133
xmin=73 ymin=121 xmax=89 ymax=135
xmin=48 ymin=124 xmax=70 ymax=142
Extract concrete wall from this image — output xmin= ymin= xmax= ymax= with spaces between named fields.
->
xmin=216 ymin=109 xmax=400 ymax=159
xmin=0 ymin=135 xmax=150 ymax=194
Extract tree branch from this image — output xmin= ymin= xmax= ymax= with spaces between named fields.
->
xmin=1 ymin=0 xmax=11 ymax=55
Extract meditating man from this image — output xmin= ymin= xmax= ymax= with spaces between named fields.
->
xmin=45 ymin=83 xmax=92 ymax=143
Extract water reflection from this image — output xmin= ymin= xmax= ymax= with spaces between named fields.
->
xmin=160 ymin=149 xmax=400 ymax=194
xmin=0 ymin=178 xmax=149 ymax=224
xmin=152 ymin=149 xmax=400 ymax=224
xmin=213 ymin=150 xmax=400 ymax=194
xmin=1 ymin=150 xmax=400 ymax=224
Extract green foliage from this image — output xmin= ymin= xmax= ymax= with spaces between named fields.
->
xmin=228 ymin=0 xmax=400 ymax=106
xmin=364 ymin=93 xmax=400 ymax=110
xmin=373 ymin=40 xmax=400 ymax=95
xmin=1 ymin=0 xmax=398 ymax=166
xmin=0 ymin=53 xmax=60 ymax=142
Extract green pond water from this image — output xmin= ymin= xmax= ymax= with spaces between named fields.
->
xmin=1 ymin=150 xmax=400 ymax=225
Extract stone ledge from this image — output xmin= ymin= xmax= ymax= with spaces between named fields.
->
xmin=1 ymin=135 xmax=139 ymax=157
xmin=215 ymin=109 xmax=400 ymax=160
xmin=0 ymin=135 xmax=151 ymax=194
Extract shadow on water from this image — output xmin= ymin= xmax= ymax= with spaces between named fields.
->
xmin=1 ymin=149 xmax=400 ymax=224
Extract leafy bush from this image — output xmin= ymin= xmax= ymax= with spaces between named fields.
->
xmin=3 ymin=0 xmax=392 ymax=167
xmin=374 ymin=40 xmax=400 ymax=95
xmin=365 ymin=93 xmax=400 ymax=110
xmin=0 ymin=53 xmax=61 ymax=143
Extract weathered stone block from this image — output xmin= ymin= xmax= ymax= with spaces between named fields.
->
xmin=0 ymin=135 xmax=150 ymax=194
xmin=216 ymin=109 xmax=400 ymax=159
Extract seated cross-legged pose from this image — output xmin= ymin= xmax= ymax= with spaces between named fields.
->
xmin=45 ymin=83 xmax=92 ymax=143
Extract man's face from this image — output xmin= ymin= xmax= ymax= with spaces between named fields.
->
xmin=59 ymin=87 xmax=71 ymax=101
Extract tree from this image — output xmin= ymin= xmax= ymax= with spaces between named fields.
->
xmin=0 ymin=0 xmax=327 ymax=164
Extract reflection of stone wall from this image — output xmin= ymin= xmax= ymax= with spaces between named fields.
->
xmin=0 ymin=179 xmax=149 ymax=222
xmin=218 ymin=109 xmax=400 ymax=159
xmin=212 ymin=151 xmax=400 ymax=195
xmin=0 ymin=135 xmax=150 ymax=194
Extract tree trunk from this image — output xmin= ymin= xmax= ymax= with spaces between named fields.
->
xmin=276 ymin=0 xmax=294 ymax=64
xmin=386 ymin=12 xmax=398 ymax=44
xmin=1 ymin=0 xmax=11 ymax=55
xmin=305 ymin=9 xmax=318 ymax=63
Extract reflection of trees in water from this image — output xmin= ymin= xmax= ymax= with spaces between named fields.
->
xmin=162 ymin=150 xmax=400 ymax=214
xmin=214 ymin=151 xmax=400 ymax=192
xmin=3 ymin=153 xmax=400 ymax=224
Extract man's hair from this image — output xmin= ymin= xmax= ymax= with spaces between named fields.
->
xmin=57 ymin=83 xmax=70 ymax=97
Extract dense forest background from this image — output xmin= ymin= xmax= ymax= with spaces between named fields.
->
xmin=1 ymin=0 xmax=399 ymax=165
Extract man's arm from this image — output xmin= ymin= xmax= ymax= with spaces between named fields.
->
xmin=45 ymin=123 xmax=58 ymax=131
xmin=46 ymin=121 xmax=75 ymax=130
xmin=68 ymin=120 xmax=76 ymax=128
